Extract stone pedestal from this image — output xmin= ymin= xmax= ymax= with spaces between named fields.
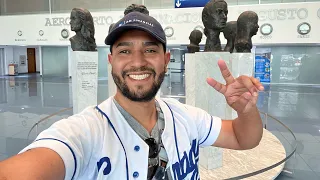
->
xmin=71 ymin=51 xmax=98 ymax=114
xmin=227 ymin=53 xmax=255 ymax=119
xmin=185 ymin=52 xmax=254 ymax=170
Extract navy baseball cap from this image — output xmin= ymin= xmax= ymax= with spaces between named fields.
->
xmin=105 ymin=12 xmax=166 ymax=49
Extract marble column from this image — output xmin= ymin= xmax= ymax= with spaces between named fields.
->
xmin=227 ymin=53 xmax=255 ymax=119
xmin=185 ymin=52 xmax=254 ymax=169
xmin=71 ymin=51 xmax=98 ymax=114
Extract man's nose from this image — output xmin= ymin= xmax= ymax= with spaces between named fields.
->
xmin=130 ymin=51 xmax=148 ymax=67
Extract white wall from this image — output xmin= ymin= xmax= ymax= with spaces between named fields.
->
xmin=13 ymin=47 xmax=28 ymax=73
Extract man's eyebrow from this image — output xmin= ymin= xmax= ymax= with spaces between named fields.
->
xmin=116 ymin=42 xmax=133 ymax=48
xmin=143 ymin=41 xmax=159 ymax=47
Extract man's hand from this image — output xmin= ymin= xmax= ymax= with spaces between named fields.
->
xmin=208 ymin=60 xmax=264 ymax=150
xmin=206 ymin=60 xmax=264 ymax=114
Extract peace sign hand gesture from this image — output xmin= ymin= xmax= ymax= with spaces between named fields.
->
xmin=207 ymin=60 xmax=264 ymax=114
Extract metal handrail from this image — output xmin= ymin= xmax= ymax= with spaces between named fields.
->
xmin=27 ymin=107 xmax=73 ymax=140
xmin=27 ymin=98 xmax=297 ymax=179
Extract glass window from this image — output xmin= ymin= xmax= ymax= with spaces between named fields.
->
xmin=0 ymin=0 xmax=49 ymax=15
xmin=225 ymin=0 xmax=259 ymax=5
xmin=51 ymin=0 xmax=142 ymax=13
xmin=162 ymin=0 xmax=174 ymax=9
xmin=144 ymin=0 xmax=162 ymax=9
xmin=256 ymin=46 xmax=320 ymax=85
xmin=144 ymin=0 xmax=175 ymax=9
xmin=260 ymin=0 xmax=282 ymax=4
xmin=226 ymin=0 xmax=239 ymax=5
xmin=281 ymin=0 xmax=305 ymax=2
xmin=41 ymin=47 xmax=68 ymax=77
xmin=237 ymin=0 xmax=259 ymax=5
xmin=97 ymin=47 xmax=109 ymax=78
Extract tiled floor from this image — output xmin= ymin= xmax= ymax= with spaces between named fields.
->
xmin=0 ymin=73 xmax=320 ymax=179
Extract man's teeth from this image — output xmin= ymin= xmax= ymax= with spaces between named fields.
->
xmin=129 ymin=74 xmax=150 ymax=80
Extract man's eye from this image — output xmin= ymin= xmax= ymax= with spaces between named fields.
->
xmin=145 ymin=49 xmax=156 ymax=53
xmin=119 ymin=50 xmax=130 ymax=54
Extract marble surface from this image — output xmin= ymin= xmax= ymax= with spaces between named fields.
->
xmin=185 ymin=52 xmax=257 ymax=171
xmin=71 ymin=51 xmax=98 ymax=114
xmin=199 ymin=129 xmax=286 ymax=179
xmin=185 ymin=52 xmax=231 ymax=119
xmin=231 ymin=53 xmax=254 ymax=77
xmin=200 ymin=145 xmax=223 ymax=170
xmin=185 ymin=52 xmax=232 ymax=170
xmin=185 ymin=52 xmax=255 ymax=120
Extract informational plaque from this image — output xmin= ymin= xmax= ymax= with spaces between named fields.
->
xmin=20 ymin=55 xmax=26 ymax=66
xmin=71 ymin=51 xmax=98 ymax=114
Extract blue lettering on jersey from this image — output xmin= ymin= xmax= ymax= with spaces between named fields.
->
xmin=97 ymin=157 xmax=112 ymax=175
xmin=172 ymin=139 xmax=200 ymax=180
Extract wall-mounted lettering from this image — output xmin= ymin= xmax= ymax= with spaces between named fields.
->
xmin=241 ymin=8 xmax=309 ymax=21
xmin=297 ymin=35 xmax=310 ymax=38
xmin=260 ymin=35 xmax=272 ymax=40
xmin=152 ymin=13 xmax=201 ymax=24
xmin=45 ymin=17 xmax=70 ymax=26
xmin=45 ymin=16 xmax=115 ymax=26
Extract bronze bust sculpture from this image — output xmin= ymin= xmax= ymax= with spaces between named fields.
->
xmin=69 ymin=8 xmax=97 ymax=51
xmin=223 ymin=21 xmax=237 ymax=53
xmin=202 ymin=0 xmax=228 ymax=52
xmin=124 ymin=4 xmax=149 ymax=15
xmin=109 ymin=4 xmax=149 ymax=34
xmin=187 ymin=30 xmax=203 ymax=53
xmin=235 ymin=11 xmax=259 ymax=53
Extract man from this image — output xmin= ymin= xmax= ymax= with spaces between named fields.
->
xmin=0 ymin=12 xmax=264 ymax=180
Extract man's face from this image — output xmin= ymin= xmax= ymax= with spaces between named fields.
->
xmin=70 ymin=10 xmax=81 ymax=32
xmin=108 ymin=30 xmax=170 ymax=102
xmin=209 ymin=1 xmax=228 ymax=31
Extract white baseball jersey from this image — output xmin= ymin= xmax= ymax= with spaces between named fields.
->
xmin=20 ymin=97 xmax=221 ymax=180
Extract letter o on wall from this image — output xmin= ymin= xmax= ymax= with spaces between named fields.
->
xmin=297 ymin=8 xmax=308 ymax=19
xmin=65 ymin=17 xmax=70 ymax=25
xmin=106 ymin=16 xmax=113 ymax=25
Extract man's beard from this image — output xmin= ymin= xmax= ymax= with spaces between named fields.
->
xmin=112 ymin=66 xmax=165 ymax=102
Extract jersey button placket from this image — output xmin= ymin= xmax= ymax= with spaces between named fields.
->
xmin=133 ymin=171 xmax=139 ymax=178
xmin=134 ymin=145 xmax=140 ymax=152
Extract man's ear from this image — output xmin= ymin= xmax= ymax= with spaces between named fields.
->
xmin=164 ymin=52 xmax=170 ymax=67
xmin=108 ymin=54 xmax=112 ymax=64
